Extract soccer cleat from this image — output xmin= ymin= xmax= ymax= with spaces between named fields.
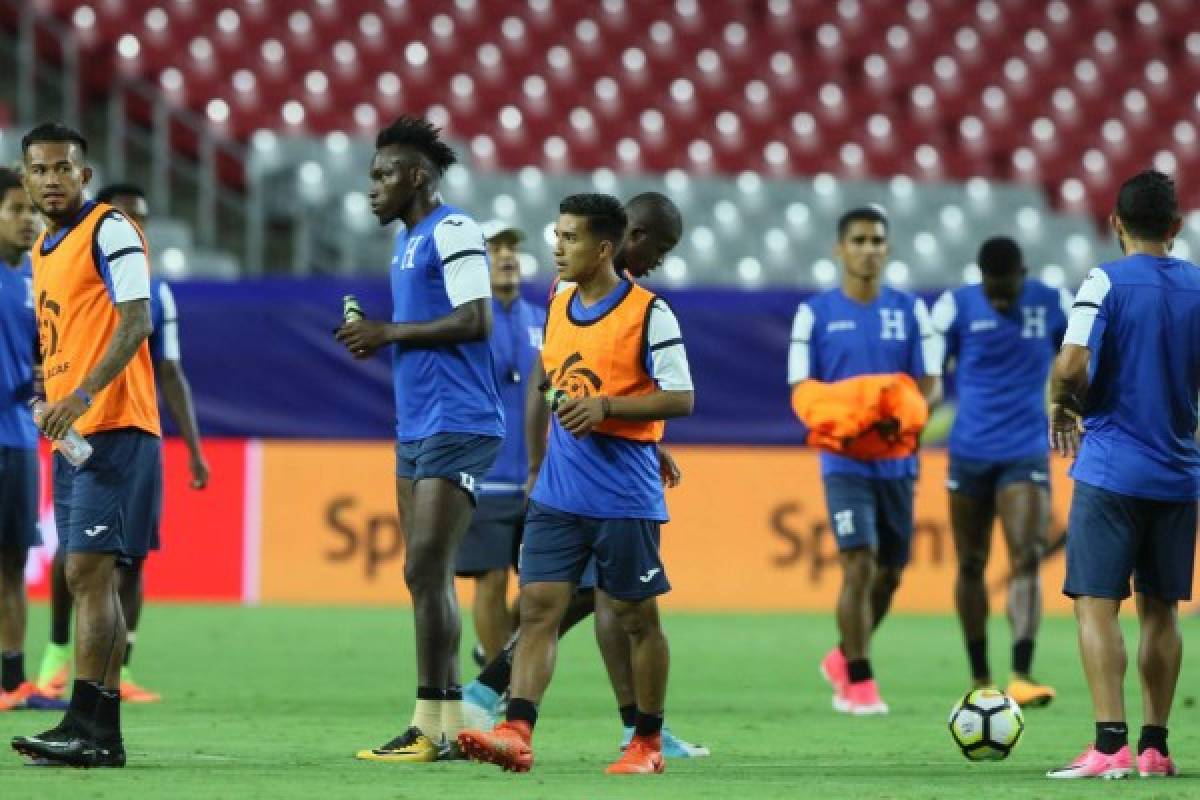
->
xmin=457 ymin=721 xmax=534 ymax=773
xmin=354 ymin=727 xmax=439 ymax=763
xmin=834 ymin=679 xmax=889 ymax=715
xmin=119 ymin=679 xmax=162 ymax=704
xmin=1007 ymin=677 xmax=1056 ymax=709
xmin=621 ymin=725 xmax=710 ymax=758
xmin=35 ymin=645 xmax=70 ymax=700
xmin=1137 ymin=747 xmax=1178 ymax=777
xmin=1046 ymin=744 xmax=1132 ymax=779
xmin=11 ymin=724 xmax=126 ymax=768
xmin=0 ymin=683 xmax=69 ymax=712
xmin=462 ymin=682 xmax=501 ymax=731
xmin=606 ymin=734 xmax=665 ymax=774
xmin=819 ymin=646 xmax=849 ymax=696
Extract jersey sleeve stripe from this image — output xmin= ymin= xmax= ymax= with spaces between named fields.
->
xmin=441 ymin=248 xmax=486 ymax=265
xmin=649 ymin=337 xmax=684 ymax=352
xmin=106 ymin=246 xmax=145 ymax=262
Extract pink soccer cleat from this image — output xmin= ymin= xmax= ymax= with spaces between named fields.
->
xmin=834 ymin=678 xmax=888 ymax=715
xmin=1046 ymin=745 xmax=1132 ymax=779
xmin=819 ymin=647 xmax=848 ymax=694
xmin=1137 ymin=747 xmax=1177 ymax=778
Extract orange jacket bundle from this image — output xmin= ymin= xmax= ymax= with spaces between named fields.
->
xmin=791 ymin=373 xmax=929 ymax=460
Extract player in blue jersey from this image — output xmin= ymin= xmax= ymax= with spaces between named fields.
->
xmin=35 ymin=182 xmax=210 ymax=706
xmin=454 ymin=220 xmax=545 ymax=662
xmin=337 ymin=116 xmax=504 ymax=763
xmin=459 ymin=193 xmax=708 ymax=758
xmin=458 ymin=193 xmax=694 ymax=774
xmin=789 ymin=207 xmax=942 ymax=715
xmin=0 ymin=167 xmax=62 ymax=713
xmin=1047 ymin=171 xmax=1200 ymax=780
xmin=931 ymin=237 xmax=1068 ymax=707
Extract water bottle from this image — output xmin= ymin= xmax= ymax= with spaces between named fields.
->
xmin=343 ymin=294 xmax=364 ymax=323
xmin=30 ymin=399 xmax=93 ymax=467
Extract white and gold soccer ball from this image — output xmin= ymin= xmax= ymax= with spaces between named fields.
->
xmin=948 ymin=688 xmax=1025 ymax=761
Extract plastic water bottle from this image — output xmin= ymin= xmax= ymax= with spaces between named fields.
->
xmin=30 ymin=399 xmax=93 ymax=467
xmin=343 ymin=294 xmax=364 ymax=323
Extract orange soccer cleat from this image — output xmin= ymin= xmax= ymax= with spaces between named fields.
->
xmin=606 ymin=734 xmax=665 ymax=775
xmin=457 ymin=721 xmax=534 ymax=773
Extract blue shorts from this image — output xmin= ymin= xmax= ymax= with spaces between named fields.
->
xmin=948 ymin=455 xmax=1050 ymax=499
xmin=1064 ymin=481 xmax=1197 ymax=601
xmin=519 ymin=500 xmax=669 ymax=601
xmin=822 ymin=474 xmax=915 ymax=567
xmin=456 ymin=492 xmax=523 ymax=576
xmin=396 ymin=433 xmax=502 ymax=503
xmin=0 ymin=446 xmax=40 ymax=550
xmin=53 ymin=429 xmax=162 ymax=560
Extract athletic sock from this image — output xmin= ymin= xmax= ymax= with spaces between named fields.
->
xmin=619 ymin=703 xmax=637 ymax=728
xmin=123 ymin=633 xmax=136 ymax=668
xmin=966 ymin=638 xmax=989 ymax=682
xmin=50 ymin=618 xmax=70 ymax=649
xmin=411 ymin=687 xmax=445 ymax=736
xmin=95 ymin=687 xmax=122 ymax=743
xmin=1012 ymin=638 xmax=1034 ymax=676
xmin=66 ymin=679 xmax=100 ymax=732
xmin=1 ymin=651 xmax=25 ymax=692
xmin=1095 ymin=721 xmax=1129 ymax=755
xmin=1138 ymin=725 xmax=1169 ymax=756
xmin=634 ymin=710 xmax=664 ymax=739
xmin=440 ymin=686 xmax=465 ymax=740
xmin=847 ymin=658 xmax=873 ymax=684
xmin=506 ymin=697 xmax=538 ymax=730
xmin=476 ymin=646 xmax=514 ymax=696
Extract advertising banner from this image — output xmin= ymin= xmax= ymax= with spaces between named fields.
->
xmin=252 ymin=442 xmax=1094 ymax=611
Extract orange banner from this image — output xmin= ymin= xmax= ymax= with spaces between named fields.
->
xmin=254 ymin=442 xmax=1112 ymax=611
xmin=661 ymin=447 xmax=1075 ymax=612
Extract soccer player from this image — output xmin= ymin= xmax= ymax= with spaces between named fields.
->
xmin=931 ymin=237 xmax=1067 ymax=705
xmin=458 ymin=193 xmax=694 ymax=774
xmin=789 ymin=207 xmax=941 ymax=715
xmin=461 ymin=192 xmax=708 ymax=757
xmin=454 ymin=220 xmax=544 ymax=662
xmin=336 ymin=116 xmax=503 ymax=763
xmin=1047 ymin=171 xmax=1199 ymax=780
xmin=11 ymin=122 xmax=161 ymax=768
xmin=0 ymin=167 xmax=62 ymax=713
xmin=35 ymin=182 xmax=210 ymax=704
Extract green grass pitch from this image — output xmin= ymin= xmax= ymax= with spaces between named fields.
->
xmin=2 ymin=605 xmax=1198 ymax=798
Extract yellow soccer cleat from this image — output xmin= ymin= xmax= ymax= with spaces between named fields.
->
xmin=35 ymin=644 xmax=71 ymax=700
xmin=1007 ymin=676 xmax=1056 ymax=709
xmin=355 ymin=727 xmax=439 ymax=763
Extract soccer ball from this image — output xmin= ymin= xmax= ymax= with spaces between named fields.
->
xmin=948 ymin=688 xmax=1025 ymax=761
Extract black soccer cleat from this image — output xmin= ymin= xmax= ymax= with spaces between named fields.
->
xmin=12 ymin=726 xmax=126 ymax=768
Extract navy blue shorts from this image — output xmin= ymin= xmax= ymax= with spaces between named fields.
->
xmin=53 ymin=429 xmax=162 ymax=560
xmin=456 ymin=492 xmax=523 ymax=576
xmin=518 ymin=501 xmax=669 ymax=601
xmin=396 ymin=433 xmax=502 ymax=503
xmin=1064 ymin=481 xmax=1197 ymax=601
xmin=0 ymin=446 xmax=40 ymax=550
xmin=822 ymin=474 xmax=916 ymax=567
xmin=948 ymin=455 xmax=1050 ymax=499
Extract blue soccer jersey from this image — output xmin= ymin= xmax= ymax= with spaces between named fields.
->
xmin=481 ymin=296 xmax=546 ymax=494
xmin=933 ymin=279 xmax=1070 ymax=462
xmin=1065 ymin=254 xmax=1200 ymax=501
xmin=147 ymin=277 xmax=180 ymax=365
xmin=531 ymin=280 xmax=692 ymax=520
xmin=788 ymin=286 xmax=940 ymax=479
xmin=390 ymin=204 xmax=504 ymax=442
xmin=0 ymin=252 xmax=37 ymax=449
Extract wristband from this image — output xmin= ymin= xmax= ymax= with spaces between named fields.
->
xmin=73 ymin=388 xmax=93 ymax=408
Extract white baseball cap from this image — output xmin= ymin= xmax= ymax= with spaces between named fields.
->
xmin=480 ymin=219 xmax=525 ymax=243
